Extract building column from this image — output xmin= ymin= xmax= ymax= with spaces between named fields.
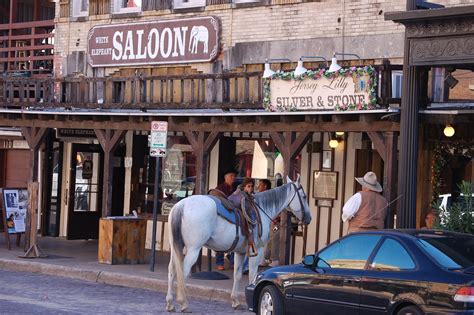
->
xmin=94 ymin=129 xmax=126 ymax=218
xmin=270 ymin=131 xmax=311 ymax=265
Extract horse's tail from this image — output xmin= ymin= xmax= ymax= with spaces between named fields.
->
xmin=169 ymin=202 xmax=186 ymax=297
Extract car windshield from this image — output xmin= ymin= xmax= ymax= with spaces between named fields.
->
xmin=418 ymin=235 xmax=474 ymax=270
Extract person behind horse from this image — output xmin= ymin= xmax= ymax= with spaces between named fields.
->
xmin=209 ymin=168 xmax=237 ymax=270
xmin=341 ymin=171 xmax=388 ymax=234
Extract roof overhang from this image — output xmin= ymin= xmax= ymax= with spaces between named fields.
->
xmin=385 ymin=5 xmax=474 ymax=24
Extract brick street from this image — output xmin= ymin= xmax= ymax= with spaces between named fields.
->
xmin=0 ymin=269 xmax=252 ymax=314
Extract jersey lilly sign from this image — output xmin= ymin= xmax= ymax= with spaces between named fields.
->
xmin=263 ymin=66 xmax=377 ymax=111
xmin=87 ymin=16 xmax=220 ymax=67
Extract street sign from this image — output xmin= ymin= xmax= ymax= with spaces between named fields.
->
xmin=150 ymin=121 xmax=168 ymax=157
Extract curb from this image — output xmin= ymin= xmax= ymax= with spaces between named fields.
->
xmin=0 ymin=258 xmax=244 ymax=303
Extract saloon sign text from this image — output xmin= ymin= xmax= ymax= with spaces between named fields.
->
xmin=264 ymin=68 xmax=376 ymax=111
xmin=87 ymin=17 xmax=220 ymax=67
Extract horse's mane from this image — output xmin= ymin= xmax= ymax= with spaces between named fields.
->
xmin=253 ymin=183 xmax=291 ymax=219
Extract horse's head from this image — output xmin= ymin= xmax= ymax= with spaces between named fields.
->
xmin=286 ymin=175 xmax=312 ymax=225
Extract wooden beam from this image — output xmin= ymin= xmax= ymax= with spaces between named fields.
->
xmin=185 ymin=130 xmax=220 ymax=195
xmin=19 ymin=182 xmax=47 ymax=258
xmin=290 ymin=132 xmax=312 ymax=160
xmin=0 ymin=115 xmax=400 ymax=133
xmin=21 ymin=126 xmax=47 ymax=150
xmin=367 ymin=131 xmax=387 ymax=162
xmin=383 ymin=131 xmax=398 ymax=228
xmin=94 ymin=129 xmax=126 ymax=218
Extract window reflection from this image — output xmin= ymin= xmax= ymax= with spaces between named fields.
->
xmin=317 ymin=235 xmax=381 ymax=270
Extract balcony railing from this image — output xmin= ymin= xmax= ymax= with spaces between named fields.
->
xmin=0 ymin=72 xmax=264 ymax=110
xmin=0 ymin=63 xmax=401 ymax=111
xmin=0 ymin=20 xmax=55 ymax=76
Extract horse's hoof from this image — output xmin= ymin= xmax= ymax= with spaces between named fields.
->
xmin=232 ymin=302 xmax=241 ymax=309
xmin=180 ymin=307 xmax=191 ymax=313
xmin=166 ymin=303 xmax=175 ymax=312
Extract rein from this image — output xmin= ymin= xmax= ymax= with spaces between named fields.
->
xmin=254 ymin=182 xmax=307 ymax=230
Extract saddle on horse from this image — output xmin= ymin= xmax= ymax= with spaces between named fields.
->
xmin=208 ymin=189 xmax=263 ymax=257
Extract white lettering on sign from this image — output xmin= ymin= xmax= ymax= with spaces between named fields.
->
xmin=111 ymin=27 xmax=189 ymax=62
xmin=95 ymin=36 xmax=108 ymax=44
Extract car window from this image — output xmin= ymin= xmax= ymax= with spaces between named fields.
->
xmin=418 ymin=236 xmax=474 ymax=269
xmin=317 ymin=235 xmax=382 ymax=270
xmin=370 ymin=238 xmax=415 ymax=271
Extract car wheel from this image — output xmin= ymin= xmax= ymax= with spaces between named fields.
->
xmin=397 ymin=305 xmax=423 ymax=315
xmin=258 ymin=285 xmax=283 ymax=315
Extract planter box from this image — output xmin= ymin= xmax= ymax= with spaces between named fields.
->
xmin=98 ymin=217 xmax=146 ymax=264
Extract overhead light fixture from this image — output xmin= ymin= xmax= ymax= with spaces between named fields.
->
xmin=294 ymin=60 xmax=307 ymax=77
xmin=335 ymin=131 xmax=345 ymax=136
xmin=328 ymin=55 xmax=341 ymax=73
xmin=327 ymin=52 xmax=362 ymax=73
xmin=444 ymin=124 xmax=455 ymax=137
xmin=263 ymin=58 xmax=292 ymax=79
xmin=263 ymin=62 xmax=275 ymax=79
xmin=329 ymin=139 xmax=339 ymax=149
xmin=294 ymin=56 xmax=328 ymax=77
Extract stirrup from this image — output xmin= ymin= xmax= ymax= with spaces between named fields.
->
xmin=247 ymin=244 xmax=258 ymax=257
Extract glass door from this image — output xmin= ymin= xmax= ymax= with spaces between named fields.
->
xmin=67 ymin=143 xmax=103 ymax=240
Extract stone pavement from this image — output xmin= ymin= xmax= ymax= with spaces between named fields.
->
xmin=0 ymin=236 xmax=249 ymax=305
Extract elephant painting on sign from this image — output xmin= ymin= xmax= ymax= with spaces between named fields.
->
xmin=188 ymin=26 xmax=209 ymax=54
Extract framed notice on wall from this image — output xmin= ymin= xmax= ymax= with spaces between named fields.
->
xmin=313 ymin=171 xmax=338 ymax=200
xmin=2 ymin=188 xmax=28 ymax=234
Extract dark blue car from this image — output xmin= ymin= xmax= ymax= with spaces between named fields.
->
xmin=246 ymin=230 xmax=474 ymax=315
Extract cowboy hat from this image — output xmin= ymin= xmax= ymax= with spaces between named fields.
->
xmin=355 ymin=171 xmax=382 ymax=192
xmin=222 ymin=167 xmax=237 ymax=176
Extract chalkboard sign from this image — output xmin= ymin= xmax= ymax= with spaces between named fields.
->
xmin=1 ymin=188 xmax=27 ymax=249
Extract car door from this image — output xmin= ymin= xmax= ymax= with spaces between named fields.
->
xmin=360 ymin=237 xmax=419 ymax=314
xmin=286 ymin=234 xmax=382 ymax=315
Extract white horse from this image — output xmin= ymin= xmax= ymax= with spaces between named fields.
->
xmin=166 ymin=176 xmax=312 ymax=312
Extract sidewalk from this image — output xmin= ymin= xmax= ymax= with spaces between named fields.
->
xmin=0 ymin=236 xmax=248 ymax=304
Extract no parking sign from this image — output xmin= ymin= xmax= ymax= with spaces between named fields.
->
xmin=150 ymin=121 xmax=168 ymax=157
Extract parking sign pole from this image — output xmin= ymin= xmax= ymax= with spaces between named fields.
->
xmin=150 ymin=156 xmax=161 ymax=272
xmin=149 ymin=121 xmax=167 ymax=272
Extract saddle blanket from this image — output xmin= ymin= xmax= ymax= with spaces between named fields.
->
xmin=207 ymin=195 xmax=240 ymax=225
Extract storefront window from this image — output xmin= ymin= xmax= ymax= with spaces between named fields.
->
xmin=235 ymin=139 xmax=301 ymax=190
xmin=131 ymin=135 xmax=195 ymax=215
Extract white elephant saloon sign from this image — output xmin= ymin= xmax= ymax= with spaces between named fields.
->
xmin=87 ymin=16 xmax=220 ymax=67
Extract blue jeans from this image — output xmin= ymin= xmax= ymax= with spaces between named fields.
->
xmin=243 ymin=256 xmax=249 ymax=271
xmin=216 ymin=252 xmax=234 ymax=266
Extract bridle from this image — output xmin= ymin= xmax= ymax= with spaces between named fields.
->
xmin=253 ymin=182 xmax=308 ymax=227
xmin=288 ymin=182 xmax=307 ymax=224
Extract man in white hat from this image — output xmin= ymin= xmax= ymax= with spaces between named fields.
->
xmin=342 ymin=171 xmax=388 ymax=233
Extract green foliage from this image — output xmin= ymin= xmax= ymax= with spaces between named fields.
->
xmin=438 ymin=181 xmax=474 ymax=234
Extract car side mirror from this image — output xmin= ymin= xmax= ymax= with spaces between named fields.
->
xmin=302 ymin=254 xmax=315 ymax=267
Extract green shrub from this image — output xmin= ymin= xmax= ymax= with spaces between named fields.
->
xmin=437 ymin=181 xmax=473 ymax=234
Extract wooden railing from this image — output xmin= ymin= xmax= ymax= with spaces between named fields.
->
xmin=0 ymin=64 xmax=402 ymax=110
xmin=0 ymin=72 xmax=264 ymax=110
xmin=0 ymin=20 xmax=54 ymax=75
